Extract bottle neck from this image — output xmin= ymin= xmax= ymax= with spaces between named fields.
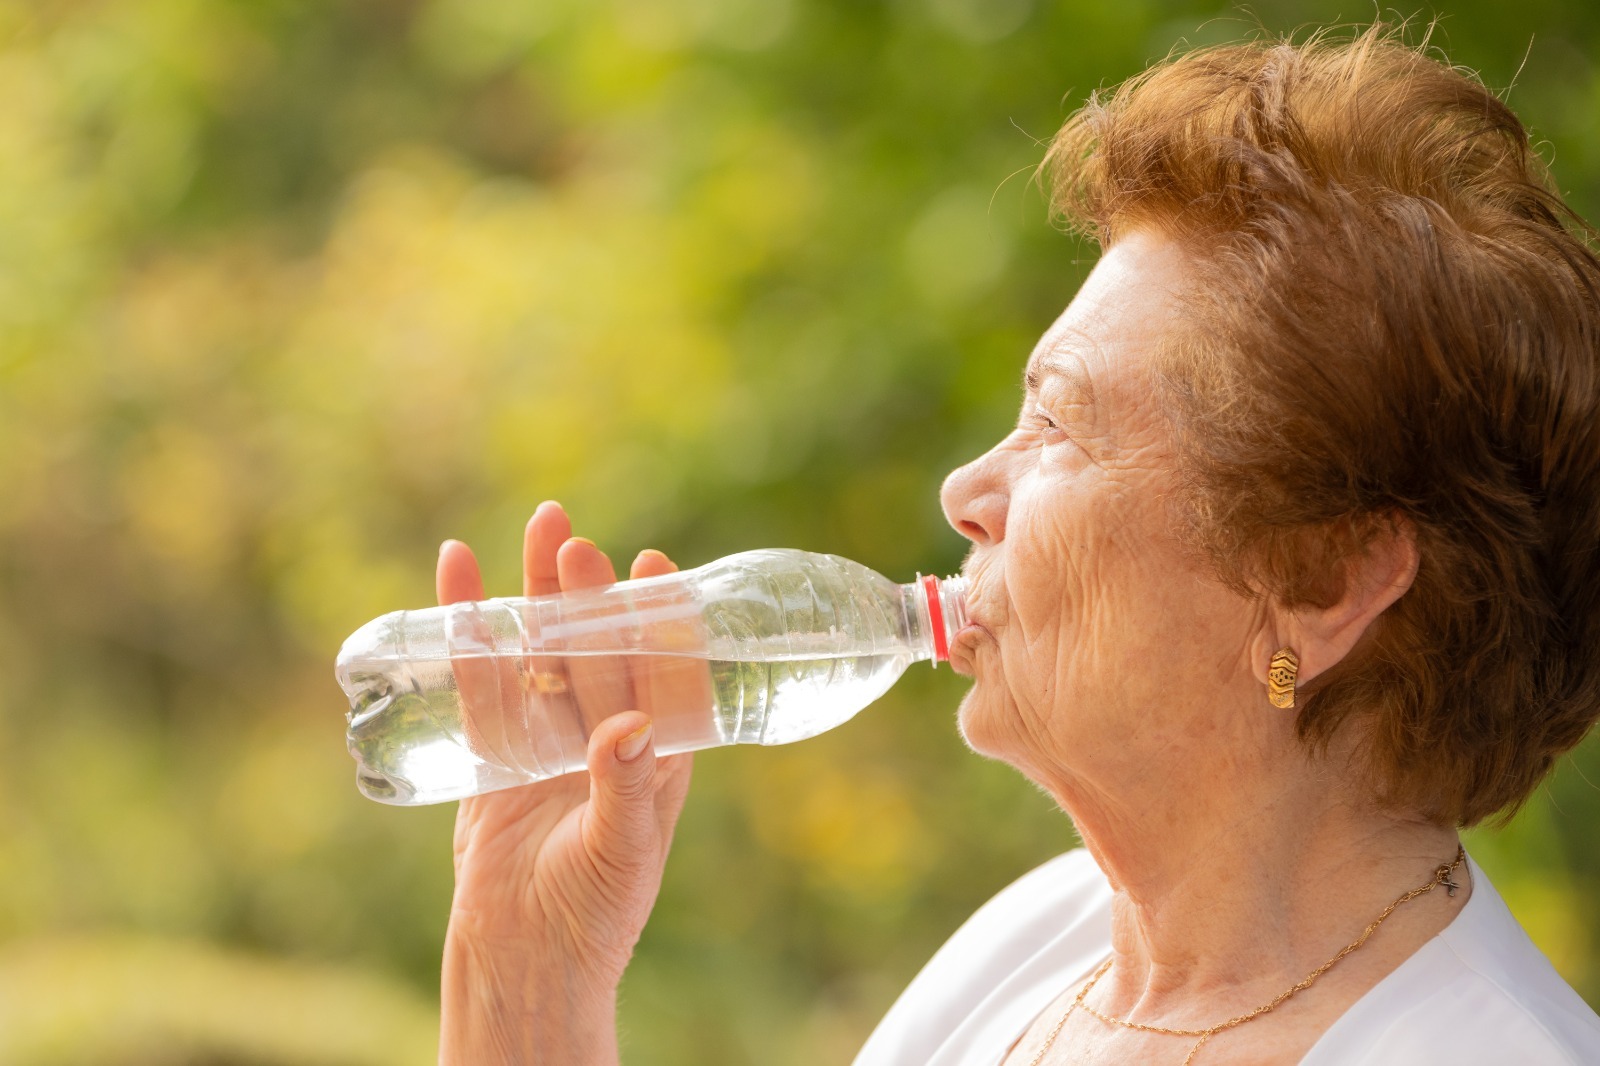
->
xmin=901 ymin=573 xmax=969 ymax=666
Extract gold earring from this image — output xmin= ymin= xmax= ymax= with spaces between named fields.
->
xmin=1267 ymin=648 xmax=1299 ymax=709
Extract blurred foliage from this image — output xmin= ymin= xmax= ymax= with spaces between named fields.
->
xmin=1 ymin=0 xmax=1598 ymax=1062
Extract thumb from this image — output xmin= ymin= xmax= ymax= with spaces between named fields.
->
xmin=581 ymin=712 xmax=661 ymax=885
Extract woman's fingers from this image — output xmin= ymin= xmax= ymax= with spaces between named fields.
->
xmin=524 ymin=501 xmax=571 ymax=599
xmin=557 ymin=534 xmax=618 ymax=589
xmin=558 ymin=537 xmax=635 ymax=736
xmin=582 ymin=710 xmax=663 ymax=884
xmin=436 ymin=540 xmax=517 ymax=764
xmin=625 ymin=549 xmax=700 ymax=846
xmin=627 ymin=548 xmax=714 ymax=750
xmin=438 ymin=539 xmax=487 ymax=605
xmin=517 ymin=503 xmax=579 ymax=774
xmin=628 ymin=549 xmax=674 ymax=581
xmin=510 ymin=511 xmax=701 ymax=806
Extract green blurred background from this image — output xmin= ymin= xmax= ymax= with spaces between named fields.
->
xmin=2 ymin=1 xmax=1597 ymax=1062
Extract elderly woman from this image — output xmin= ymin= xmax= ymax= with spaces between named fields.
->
xmin=432 ymin=29 xmax=1600 ymax=1065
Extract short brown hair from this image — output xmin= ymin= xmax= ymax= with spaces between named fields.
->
xmin=1045 ymin=26 xmax=1600 ymax=826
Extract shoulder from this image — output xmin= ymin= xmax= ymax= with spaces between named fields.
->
xmin=854 ymin=849 xmax=1113 ymax=1066
xmin=1306 ymin=857 xmax=1600 ymax=1066
xmin=1329 ymin=961 xmax=1600 ymax=1065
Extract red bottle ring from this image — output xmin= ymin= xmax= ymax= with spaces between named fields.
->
xmin=921 ymin=573 xmax=949 ymax=664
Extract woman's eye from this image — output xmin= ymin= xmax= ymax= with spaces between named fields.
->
xmin=1032 ymin=404 xmax=1069 ymax=443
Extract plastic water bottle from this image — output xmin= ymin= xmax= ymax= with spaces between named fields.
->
xmin=336 ymin=549 xmax=967 ymax=805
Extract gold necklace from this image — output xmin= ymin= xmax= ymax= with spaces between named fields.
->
xmin=1024 ymin=845 xmax=1466 ymax=1066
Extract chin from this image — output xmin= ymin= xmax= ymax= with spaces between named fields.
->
xmin=955 ymin=687 xmax=1070 ymax=797
xmin=955 ymin=689 xmax=1014 ymax=763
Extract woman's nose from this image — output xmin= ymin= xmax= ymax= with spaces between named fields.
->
xmin=941 ymin=452 xmax=1008 ymax=546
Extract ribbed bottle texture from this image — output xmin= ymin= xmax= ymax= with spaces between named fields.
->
xmin=335 ymin=549 xmax=966 ymax=805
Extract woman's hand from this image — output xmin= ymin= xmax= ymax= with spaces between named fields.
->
xmin=437 ymin=501 xmax=695 ymax=1065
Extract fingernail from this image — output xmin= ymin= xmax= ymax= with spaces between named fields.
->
xmin=616 ymin=722 xmax=652 ymax=763
xmin=439 ymin=540 xmax=453 ymax=557
xmin=568 ymin=537 xmax=596 ymax=549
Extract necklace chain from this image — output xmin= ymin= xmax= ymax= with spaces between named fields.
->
xmin=1024 ymin=845 xmax=1467 ymax=1066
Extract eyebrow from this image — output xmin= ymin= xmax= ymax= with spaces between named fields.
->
xmin=1024 ymin=355 xmax=1098 ymax=408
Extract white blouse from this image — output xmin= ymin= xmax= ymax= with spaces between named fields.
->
xmin=854 ymin=849 xmax=1600 ymax=1065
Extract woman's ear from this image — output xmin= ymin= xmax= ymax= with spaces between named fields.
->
xmin=1252 ymin=515 xmax=1420 ymax=691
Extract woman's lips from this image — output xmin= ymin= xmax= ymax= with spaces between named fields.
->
xmin=948 ymin=622 xmax=988 ymax=676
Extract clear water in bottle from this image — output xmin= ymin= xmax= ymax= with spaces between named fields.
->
xmin=337 ymin=549 xmax=966 ymax=805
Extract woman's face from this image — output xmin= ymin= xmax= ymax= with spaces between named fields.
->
xmin=941 ymin=230 xmax=1268 ymax=797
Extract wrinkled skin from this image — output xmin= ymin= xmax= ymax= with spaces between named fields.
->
xmin=942 ymin=228 xmax=1266 ymax=807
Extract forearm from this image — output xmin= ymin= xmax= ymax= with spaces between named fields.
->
xmin=440 ymin=931 xmax=620 ymax=1066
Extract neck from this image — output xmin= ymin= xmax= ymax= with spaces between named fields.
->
xmin=1056 ymin=744 xmax=1464 ymax=1013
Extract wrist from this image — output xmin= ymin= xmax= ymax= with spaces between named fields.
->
xmin=440 ymin=928 xmax=620 ymax=1065
xmin=443 ymin=901 xmax=634 ymax=989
